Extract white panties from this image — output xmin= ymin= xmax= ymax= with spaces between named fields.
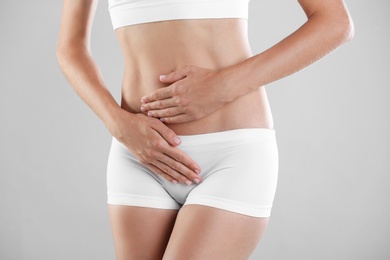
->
xmin=107 ymin=128 xmax=279 ymax=217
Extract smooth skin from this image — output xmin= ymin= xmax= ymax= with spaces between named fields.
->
xmin=57 ymin=0 xmax=353 ymax=259
xmin=109 ymin=205 xmax=268 ymax=260
xmin=141 ymin=0 xmax=355 ymax=124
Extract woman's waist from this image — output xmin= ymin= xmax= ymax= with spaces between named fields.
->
xmin=121 ymin=87 xmax=274 ymax=135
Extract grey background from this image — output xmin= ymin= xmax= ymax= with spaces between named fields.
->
xmin=0 ymin=0 xmax=388 ymax=259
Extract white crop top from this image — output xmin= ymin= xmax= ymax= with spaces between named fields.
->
xmin=108 ymin=0 xmax=250 ymax=30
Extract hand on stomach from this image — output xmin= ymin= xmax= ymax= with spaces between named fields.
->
xmin=112 ymin=18 xmax=273 ymax=180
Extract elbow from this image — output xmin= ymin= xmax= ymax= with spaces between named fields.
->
xmin=338 ymin=13 xmax=354 ymax=44
xmin=56 ymin=43 xmax=69 ymax=69
xmin=56 ymin=41 xmax=87 ymax=70
xmin=331 ymin=9 xmax=354 ymax=46
xmin=313 ymin=7 xmax=355 ymax=48
xmin=56 ymin=47 xmax=63 ymax=67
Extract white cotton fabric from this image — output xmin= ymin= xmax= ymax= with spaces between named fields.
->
xmin=108 ymin=0 xmax=250 ymax=29
xmin=107 ymin=128 xmax=279 ymax=217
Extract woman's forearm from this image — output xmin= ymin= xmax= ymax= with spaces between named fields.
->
xmin=56 ymin=46 xmax=123 ymax=132
xmin=56 ymin=0 xmax=122 ymax=130
xmin=220 ymin=1 xmax=354 ymax=101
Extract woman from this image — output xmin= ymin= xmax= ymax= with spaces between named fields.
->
xmin=57 ymin=0 xmax=353 ymax=259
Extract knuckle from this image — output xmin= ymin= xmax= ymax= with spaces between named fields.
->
xmin=163 ymin=166 xmax=174 ymax=176
xmin=174 ymin=97 xmax=182 ymax=105
xmin=173 ymin=71 xmax=180 ymax=79
xmin=138 ymin=157 xmax=147 ymax=164
xmin=154 ymin=91 xmax=161 ymax=99
xmin=149 ymin=117 xmax=160 ymax=127
xmin=176 ymin=97 xmax=187 ymax=106
xmin=170 ymin=162 xmax=180 ymax=172
xmin=160 ymin=165 xmax=168 ymax=174
xmin=162 ymin=117 xmax=172 ymax=124
xmin=170 ymin=85 xmax=179 ymax=96
xmin=179 ymin=177 xmax=189 ymax=184
xmin=152 ymin=141 xmax=164 ymax=151
xmin=163 ymin=109 xmax=171 ymax=117
xmin=174 ymin=153 xmax=183 ymax=163
xmin=182 ymin=105 xmax=189 ymax=113
xmin=139 ymin=153 xmax=152 ymax=164
xmin=176 ymin=97 xmax=189 ymax=106
xmin=144 ymin=148 xmax=154 ymax=158
xmin=162 ymin=127 xmax=174 ymax=139
xmin=152 ymin=167 xmax=161 ymax=175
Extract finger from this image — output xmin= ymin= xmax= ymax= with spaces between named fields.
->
xmin=145 ymin=134 xmax=201 ymax=184
xmin=159 ymin=66 xmax=195 ymax=83
xmin=140 ymin=97 xmax=176 ymax=112
xmin=147 ymin=107 xmax=184 ymax=119
xmin=159 ymin=113 xmax=194 ymax=124
xmin=141 ymin=87 xmax=173 ymax=104
xmin=149 ymin=118 xmax=202 ymax=173
xmin=159 ymin=154 xmax=202 ymax=184
xmin=150 ymin=119 xmax=182 ymax=146
xmin=152 ymin=160 xmax=195 ymax=186
xmin=145 ymin=163 xmax=179 ymax=184
xmin=163 ymin=146 xmax=201 ymax=176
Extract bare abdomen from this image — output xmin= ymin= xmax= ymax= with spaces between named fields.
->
xmin=116 ymin=19 xmax=274 ymax=134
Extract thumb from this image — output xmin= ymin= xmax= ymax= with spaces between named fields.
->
xmin=154 ymin=121 xmax=182 ymax=146
xmin=160 ymin=65 xmax=195 ymax=83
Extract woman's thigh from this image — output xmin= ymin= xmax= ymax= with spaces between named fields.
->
xmin=163 ymin=205 xmax=269 ymax=260
xmin=108 ymin=205 xmax=178 ymax=260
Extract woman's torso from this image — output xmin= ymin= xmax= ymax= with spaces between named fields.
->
xmin=115 ymin=18 xmax=274 ymax=135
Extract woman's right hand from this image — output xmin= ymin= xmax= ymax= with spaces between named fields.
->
xmin=109 ymin=109 xmax=202 ymax=185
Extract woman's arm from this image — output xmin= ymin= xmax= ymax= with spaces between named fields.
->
xmin=140 ymin=0 xmax=354 ymax=123
xmin=56 ymin=0 xmax=201 ymax=185
xmin=57 ymin=0 xmax=120 ymax=127
xmin=218 ymin=0 xmax=354 ymax=100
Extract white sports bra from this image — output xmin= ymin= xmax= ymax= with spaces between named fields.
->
xmin=108 ymin=0 xmax=250 ymax=30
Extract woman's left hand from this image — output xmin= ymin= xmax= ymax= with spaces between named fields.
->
xmin=140 ymin=65 xmax=229 ymax=124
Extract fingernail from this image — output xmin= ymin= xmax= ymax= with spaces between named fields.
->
xmin=147 ymin=111 xmax=153 ymax=116
xmin=173 ymin=136 xmax=181 ymax=145
xmin=140 ymin=106 xmax=146 ymax=112
xmin=141 ymin=98 xmax=146 ymax=104
xmin=159 ymin=75 xmax=167 ymax=80
xmin=185 ymin=180 xmax=192 ymax=186
xmin=172 ymin=180 xmax=178 ymax=184
xmin=195 ymin=169 xmax=201 ymax=174
xmin=160 ymin=118 xmax=165 ymax=122
xmin=194 ymin=178 xmax=201 ymax=184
